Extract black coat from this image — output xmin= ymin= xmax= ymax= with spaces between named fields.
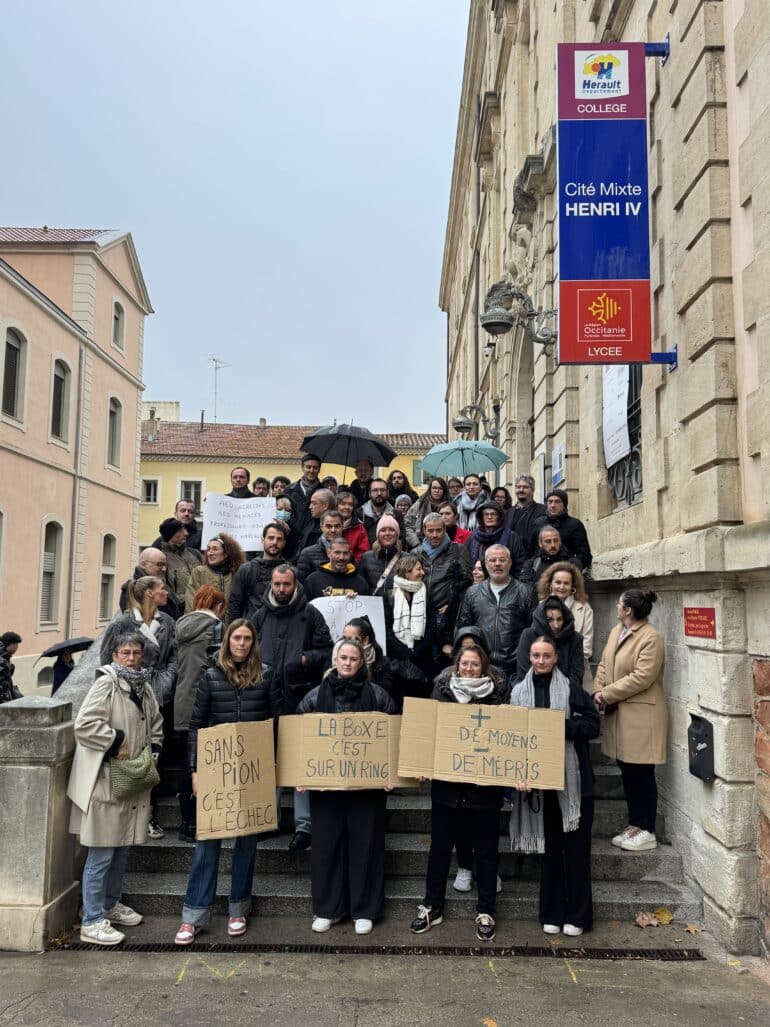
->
xmin=515 ymin=601 xmax=584 ymax=692
xmin=187 ymin=663 xmax=280 ymax=771
xmin=455 ymin=578 xmax=535 ymax=675
xmin=413 ymin=543 xmax=472 ymax=627
xmin=518 ymin=547 xmax=582 ymax=585
xmin=359 ymin=505 xmax=406 ymax=546
xmin=531 ymin=672 xmax=600 ymax=796
xmin=228 ymin=556 xmax=286 ymax=623
xmin=297 ymin=671 xmax=395 ymax=715
xmin=463 ymin=527 xmax=527 ymax=578
xmin=429 ymin=675 xmax=509 ymax=809
xmin=0 ymin=643 xmax=21 ymax=704
xmin=296 ymin=541 xmax=328 ymax=582
xmin=251 ymin=585 xmax=333 ymax=713
xmin=359 ymin=547 xmax=402 ymax=594
xmin=504 ymin=501 xmax=546 ymax=548
xmin=285 ymin=478 xmax=322 ymax=539
xmin=304 ymin=564 xmax=371 ymax=600
xmin=530 ymin=511 xmax=592 ymax=569
xmin=100 ymin=610 xmax=178 ymax=705
xmin=119 ymin=566 xmax=183 ymax=621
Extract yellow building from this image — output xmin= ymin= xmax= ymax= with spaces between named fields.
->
xmin=139 ymin=408 xmax=444 ymax=547
xmin=0 ymin=227 xmax=152 ymax=689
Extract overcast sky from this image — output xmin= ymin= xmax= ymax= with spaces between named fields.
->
xmin=4 ymin=2 xmax=469 ymax=433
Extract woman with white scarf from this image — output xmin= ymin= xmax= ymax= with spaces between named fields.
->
xmin=410 ymin=644 xmax=509 ymax=943
xmin=383 ymin=554 xmax=434 ymax=709
xmin=509 ymin=635 xmax=599 ymax=937
xmin=453 ymin=473 xmax=487 ymax=531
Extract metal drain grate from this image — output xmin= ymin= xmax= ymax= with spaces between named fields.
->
xmin=54 ymin=941 xmax=704 ymax=961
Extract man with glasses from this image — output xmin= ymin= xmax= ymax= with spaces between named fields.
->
xmin=118 ymin=547 xmax=183 ymax=620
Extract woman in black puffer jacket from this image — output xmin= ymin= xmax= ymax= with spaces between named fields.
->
xmin=515 ymin=596 xmax=584 ymax=692
xmin=174 ymin=619 xmax=281 ymax=946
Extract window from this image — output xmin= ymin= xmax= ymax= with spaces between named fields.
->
xmin=2 ymin=329 xmax=26 ymax=421
xmin=142 ymin=479 xmax=159 ymax=504
xmin=412 ymin=459 xmax=431 ymax=486
xmin=50 ymin=359 xmax=71 ymax=441
xmin=39 ymin=521 xmax=63 ymax=624
xmin=107 ymin=397 xmax=122 ymax=467
xmin=607 ymin=363 xmax=643 ymax=509
xmin=99 ymin=533 xmax=117 ymax=621
xmin=180 ymin=480 xmax=202 ymax=515
xmin=112 ymin=301 xmax=125 ymax=349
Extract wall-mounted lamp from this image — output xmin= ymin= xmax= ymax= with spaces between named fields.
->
xmin=480 ymin=277 xmax=557 ymax=351
xmin=452 ymin=403 xmax=501 ymax=446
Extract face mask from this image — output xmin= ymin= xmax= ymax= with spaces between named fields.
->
xmin=275 ymin=510 xmax=291 ymax=522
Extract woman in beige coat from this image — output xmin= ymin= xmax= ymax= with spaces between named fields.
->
xmin=67 ymin=632 xmax=164 ymax=946
xmin=592 ymin=589 xmax=667 ymax=853
xmin=537 ymin=561 xmax=594 ymax=690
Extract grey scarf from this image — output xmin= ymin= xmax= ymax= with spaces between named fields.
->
xmin=113 ymin=664 xmax=149 ymax=703
xmin=508 ymin=667 xmax=582 ymax=853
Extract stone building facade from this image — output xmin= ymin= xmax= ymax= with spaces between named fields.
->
xmin=440 ymin=1 xmax=770 ymax=953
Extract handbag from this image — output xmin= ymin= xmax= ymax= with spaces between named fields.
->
xmin=109 ymin=745 xmax=160 ymax=800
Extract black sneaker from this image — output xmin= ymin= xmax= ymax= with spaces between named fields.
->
xmin=475 ymin=913 xmax=496 ymax=942
xmin=178 ymin=822 xmax=196 ymax=843
xmin=410 ymin=905 xmax=443 ymax=934
xmin=288 ymin=830 xmax=311 ymax=852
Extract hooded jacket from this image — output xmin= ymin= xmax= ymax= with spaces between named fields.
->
xmin=173 ymin=610 xmax=224 ymax=731
xmin=431 ymin=626 xmax=508 ymax=693
xmin=228 ymin=555 xmax=287 ymax=623
xmin=463 ymin=500 xmax=527 ymax=576
xmin=515 ymin=598 xmax=585 ymax=691
xmin=304 ymin=563 xmax=371 ymax=600
xmin=251 ymin=584 xmax=333 ymax=713
xmin=519 ymin=546 xmax=582 ymax=584
xmin=455 ymin=578 xmax=534 ymax=674
xmin=529 ymin=509 xmax=592 ymax=569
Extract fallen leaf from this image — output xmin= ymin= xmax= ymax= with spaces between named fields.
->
xmin=684 ymin=924 xmax=702 ymax=935
xmin=654 ymin=907 xmax=673 ymax=925
xmin=548 ymin=937 xmax=563 ymax=947
xmin=634 ymin=911 xmax=660 ymax=928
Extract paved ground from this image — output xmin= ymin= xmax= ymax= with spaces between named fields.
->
xmin=1 ymin=918 xmax=769 ymax=1026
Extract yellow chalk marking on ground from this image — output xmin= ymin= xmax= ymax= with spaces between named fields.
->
xmin=564 ymin=959 xmax=579 ymax=985
xmin=482 ymin=1017 xmax=499 ymax=1027
xmin=175 ymin=957 xmax=191 ymax=986
xmin=193 ymin=956 xmax=246 ymax=981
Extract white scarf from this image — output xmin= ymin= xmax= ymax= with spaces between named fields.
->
xmin=392 ymin=576 xmax=427 ymax=649
xmin=448 ymin=673 xmax=495 ymax=704
xmin=132 ymin=607 xmax=160 ymax=648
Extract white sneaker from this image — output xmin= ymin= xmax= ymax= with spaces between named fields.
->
xmin=104 ymin=901 xmax=143 ymax=926
xmin=312 ymin=916 xmax=342 ymax=933
xmin=611 ymin=826 xmax=632 ymax=848
xmin=80 ymin=918 xmax=125 ymax=946
xmin=147 ymin=820 xmax=165 ymax=840
xmin=453 ymin=868 xmax=473 ymax=892
xmin=354 ymin=919 xmax=373 ymax=935
xmin=620 ymin=829 xmax=657 ymax=852
xmin=542 ymin=924 xmax=561 ymax=935
xmin=563 ymin=924 xmax=583 ymax=937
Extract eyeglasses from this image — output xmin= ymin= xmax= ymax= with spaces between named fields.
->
xmin=116 ymin=649 xmax=143 ymax=657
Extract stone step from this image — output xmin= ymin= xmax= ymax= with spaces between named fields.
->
xmin=122 ymin=872 xmax=701 ymax=923
xmin=128 ymin=834 xmax=683 ymax=883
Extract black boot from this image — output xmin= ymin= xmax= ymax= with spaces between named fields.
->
xmin=178 ymin=793 xmax=197 ymax=843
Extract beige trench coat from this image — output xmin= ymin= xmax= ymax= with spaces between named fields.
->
xmin=592 ymin=620 xmax=668 ymax=764
xmin=570 ymin=598 xmax=594 ymax=691
xmin=67 ymin=665 xmax=164 ymax=847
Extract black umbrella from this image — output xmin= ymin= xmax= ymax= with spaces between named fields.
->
xmin=35 ymin=636 xmax=94 ymax=663
xmin=299 ymin=424 xmax=397 ymax=470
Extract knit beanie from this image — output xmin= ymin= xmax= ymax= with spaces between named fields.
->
xmin=545 ymin=488 xmax=568 ymax=508
xmin=159 ymin=517 xmax=185 ymax=542
xmin=376 ymin=514 xmax=400 ymax=538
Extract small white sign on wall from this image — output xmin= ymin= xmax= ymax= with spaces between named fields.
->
xmin=551 ymin=444 xmax=566 ymax=486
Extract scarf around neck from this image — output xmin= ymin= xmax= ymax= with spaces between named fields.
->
xmin=392 ymin=576 xmax=427 ymax=649
xmin=315 ymin=667 xmax=377 ymax=712
xmin=113 ymin=664 xmax=149 ymax=702
xmin=421 ymin=535 xmax=451 ymax=561
xmin=468 ymin=523 xmax=512 ymax=566
xmin=508 ymin=666 xmax=581 ymax=853
xmin=448 ymin=673 xmax=495 ymax=704
xmin=456 ymin=491 xmax=485 ymax=529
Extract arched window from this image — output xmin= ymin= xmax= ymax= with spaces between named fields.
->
xmin=107 ymin=396 xmax=122 ymax=467
xmin=39 ymin=520 xmax=63 ymax=624
xmin=99 ymin=533 xmax=117 ymax=620
xmin=112 ymin=301 xmax=125 ymax=349
xmin=50 ymin=358 xmax=71 ymax=442
xmin=2 ymin=328 xmax=27 ymax=422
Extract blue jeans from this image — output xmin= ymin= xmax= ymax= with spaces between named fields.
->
xmin=294 ymin=787 xmax=311 ymax=833
xmin=82 ymin=846 xmax=130 ymax=926
xmin=181 ymin=834 xmax=259 ymax=926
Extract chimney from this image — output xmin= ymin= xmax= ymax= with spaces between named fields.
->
xmin=200 ymin=410 xmax=205 ymax=432
xmin=259 ymin=417 xmax=267 ymax=428
xmin=145 ymin=407 xmax=158 ymax=443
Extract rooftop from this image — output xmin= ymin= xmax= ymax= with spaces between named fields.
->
xmin=0 ymin=227 xmax=123 ymax=245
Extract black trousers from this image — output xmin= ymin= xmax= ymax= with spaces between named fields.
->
xmin=309 ymin=790 xmax=387 ymax=921
xmin=539 ymin=793 xmax=594 ymax=931
xmin=455 ymin=805 xmax=473 ymax=870
xmin=425 ymin=801 xmax=500 ymax=916
xmin=617 ymin=760 xmax=658 ymax=833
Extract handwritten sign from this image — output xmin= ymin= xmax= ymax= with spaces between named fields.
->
xmin=201 ymin=493 xmax=276 ymax=552
xmin=398 ymin=698 xmax=565 ymax=789
xmin=683 ymin=606 xmax=717 ymax=640
xmin=276 ymin=713 xmax=414 ymax=790
xmin=196 ymin=720 xmax=277 ymax=839
xmin=310 ymin=595 xmax=386 ymax=648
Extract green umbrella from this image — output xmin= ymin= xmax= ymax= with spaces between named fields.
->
xmin=418 ymin=440 xmax=509 ymax=478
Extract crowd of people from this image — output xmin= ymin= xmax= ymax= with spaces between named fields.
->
xmin=9 ymin=455 xmax=668 ymax=947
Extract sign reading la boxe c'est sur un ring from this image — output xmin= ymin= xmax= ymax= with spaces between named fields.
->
xmin=557 ymin=42 xmax=651 ymax=365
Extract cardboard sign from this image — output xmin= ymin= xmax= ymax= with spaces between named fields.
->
xmin=684 ymin=606 xmax=717 ymax=640
xmin=277 ymin=713 xmax=415 ymax=790
xmin=196 ymin=720 xmax=277 ymax=839
xmin=201 ymin=493 xmax=276 ymax=552
xmin=398 ymin=698 xmax=565 ymax=790
xmin=310 ymin=595 xmax=387 ymax=649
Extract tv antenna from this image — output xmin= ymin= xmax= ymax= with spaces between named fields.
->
xmin=210 ymin=356 xmax=229 ymax=423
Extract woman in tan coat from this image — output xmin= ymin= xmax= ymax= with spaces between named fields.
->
xmin=592 ymin=589 xmax=667 ymax=853
xmin=67 ymin=632 xmax=164 ymax=946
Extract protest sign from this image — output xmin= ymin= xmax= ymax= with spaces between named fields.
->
xmin=277 ymin=713 xmax=415 ymax=790
xmin=310 ymin=594 xmax=386 ymax=648
xmin=398 ymin=698 xmax=565 ymax=789
xmin=201 ymin=493 xmax=276 ymax=552
xmin=196 ymin=720 xmax=277 ymax=840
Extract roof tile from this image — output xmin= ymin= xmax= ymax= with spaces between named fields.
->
xmin=0 ymin=227 xmax=118 ymax=244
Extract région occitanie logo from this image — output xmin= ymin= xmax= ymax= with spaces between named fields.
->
xmin=587 ymin=292 xmax=620 ymax=326
xmin=573 ymin=51 xmax=629 ymax=98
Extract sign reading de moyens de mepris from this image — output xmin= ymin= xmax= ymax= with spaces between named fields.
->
xmin=196 ymin=720 xmax=277 ymax=840
xmin=277 ymin=713 xmax=415 ymax=790
xmin=397 ymin=698 xmax=565 ymax=790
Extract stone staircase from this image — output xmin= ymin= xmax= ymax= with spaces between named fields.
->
xmin=123 ymin=740 xmax=701 ymax=926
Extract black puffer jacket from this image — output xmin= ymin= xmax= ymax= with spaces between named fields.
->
xmin=228 ymin=556 xmax=285 ymax=623
xmin=455 ymin=579 xmax=534 ymax=675
xmin=297 ymin=670 xmax=395 ymax=715
xmin=296 ymin=541 xmax=328 ymax=582
xmin=188 ymin=663 xmax=280 ymax=771
xmin=359 ymin=546 xmax=402 ymax=594
xmin=515 ymin=598 xmax=584 ymax=692
xmin=429 ymin=674 xmax=509 ymax=809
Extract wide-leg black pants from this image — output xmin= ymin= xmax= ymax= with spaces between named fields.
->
xmin=539 ymin=792 xmax=594 ymax=931
xmin=309 ymin=790 xmax=387 ymax=921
